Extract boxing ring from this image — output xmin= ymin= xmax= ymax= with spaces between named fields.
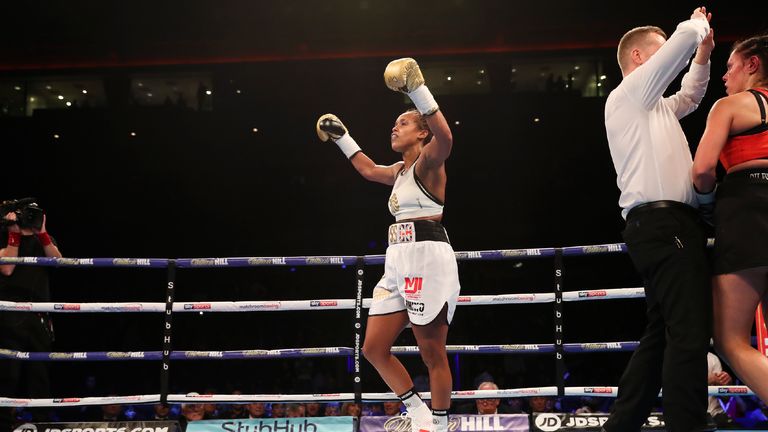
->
xmin=0 ymin=239 xmax=759 ymax=410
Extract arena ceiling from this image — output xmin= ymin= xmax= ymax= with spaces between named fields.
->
xmin=0 ymin=2 xmax=763 ymax=71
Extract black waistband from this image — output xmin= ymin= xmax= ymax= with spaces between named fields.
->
xmin=724 ymin=168 xmax=768 ymax=182
xmin=626 ymin=200 xmax=697 ymax=220
xmin=388 ymin=220 xmax=449 ymax=244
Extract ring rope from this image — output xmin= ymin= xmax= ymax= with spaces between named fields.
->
xmin=0 ymin=386 xmax=752 ymax=408
xmin=0 ymin=342 xmax=647 ymax=362
xmin=0 ymin=288 xmax=646 ymax=314
xmin=0 ymin=239 xmax=714 ymax=268
xmin=0 ymin=240 xmax=717 ymax=408
xmin=0 ymin=241 xmax=662 ymax=269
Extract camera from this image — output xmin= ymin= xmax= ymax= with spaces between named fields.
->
xmin=0 ymin=197 xmax=45 ymax=231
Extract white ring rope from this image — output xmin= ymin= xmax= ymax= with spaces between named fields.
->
xmin=0 ymin=386 xmax=753 ymax=408
xmin=0 ymin=288 xmax=646 ymax=313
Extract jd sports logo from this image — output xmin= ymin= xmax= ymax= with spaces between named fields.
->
xmin=535 ymin=413 xmax=562 ymax=431
xmin=404 ymin=277 xmax=423 ymax=294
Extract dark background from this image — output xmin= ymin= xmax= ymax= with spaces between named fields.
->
xmin=1 ymin=1 xmax=766 ymax=401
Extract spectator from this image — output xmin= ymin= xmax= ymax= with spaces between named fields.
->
xmin=341 ymin=402 xmax=362 ymax=418
xmin=0 ymin=205 xmax=63 ymax=430
xmin=202 ymin=389 xmax=220 ymax=419
xmin=364 ymin=403 xmax=383 ymax=416
xmin=285 ymin=404 xmax=305 ymax=418
xmin=179 ymin=399 xmax=206 ymax=431
xmin=708 ymin=352 xmax=736 ymax=428
xmin=528 ymin=396 xmax=554 ymax=413
xmin=475 ymin=382 xmax=511 ymax=415
xmin=181 ymin=402 xmax=205 ymax=421
xmin=305 ymin=402 xmax=322 ymax=417
xmin=270 ymin=403 xmax=286 ymax=418
xmin=246 ymin=403 xmax=267 ymax=419
xmin=506 ymin=398 xmax=525 ymax=414
xmin=152 ymin=403 xmax=173 ymax=421
xmin=100 ymin=403 xmax=127 ymax=422
xmin=324 ymin=403 xmax=341 ymax=416
xmin=223 ymin=403 xmax=246 ymax=419
xmin=573 ymin=397 xmax=604 ymax=414
xmin=382 ymin=401 xmax=404 ymax=416
xmin=222 ymin=390 xmax=246 ymax=419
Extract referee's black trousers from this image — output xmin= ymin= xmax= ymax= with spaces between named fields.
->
xmin=603 ymin=203 xmax=713 ymax=432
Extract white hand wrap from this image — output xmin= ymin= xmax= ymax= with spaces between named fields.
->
xmin=334 ymin=133 xmax=362 ymax=159
xmin=407 ymin=85 xmax=439 ymax=116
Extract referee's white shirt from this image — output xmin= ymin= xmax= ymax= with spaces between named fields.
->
xmin=605 ymin=17 xmax=711 ymax=219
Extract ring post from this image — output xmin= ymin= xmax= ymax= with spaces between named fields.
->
xmin=353 ymin=257 xmax=365 ymax=404
xmin=554 ymin=249 xmax=565 ymax=397
xmin=160 ymin=259 xmax=176 ymax=405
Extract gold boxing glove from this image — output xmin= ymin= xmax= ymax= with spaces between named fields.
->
xmin=384 ymin=58 xmax=438 ymax=115
xmin=316 ymin=114 xmax=361 ymax=159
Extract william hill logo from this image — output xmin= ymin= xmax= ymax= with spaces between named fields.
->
xmin=57 ymin=258 xmax=94 ymax=265
xmin=501 ymin=344 xmax=540 ymax=351
xmin=582 ymin=244 xmax=623 ymax=254
xmin=501 ymin=248 xmax=542 ymax=257
xmin=106 ymin=352 xmax=145 ymax=359
xmin=248 ymin=257 xmax=287 ymax=265
xmin=302 ymin=348 xmax=339 ymax=354
xmin=49 ymin=353 xmax=87 ymax=359
xmin=582 ymin=343 xmax=622 ymax=350
xmin=185 ymin=351 xmax=224 ymax=358
xmin=112 ymin=258 xmax=152 ymax=266
xmin=306 ymin=257 xmax=344 ymax=265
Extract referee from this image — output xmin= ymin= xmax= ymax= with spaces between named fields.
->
xmin=603 ymin=7 xmax=715 ymax=432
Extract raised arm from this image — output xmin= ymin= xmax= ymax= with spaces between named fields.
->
xmin=316 ymin=113 xmax=402 ymax=185
xmin=384 ymin=58 xmax=453 ymax=167
xmin=664 ymin=27 xmax=714 ymax=119
xmin=624 ymin=8 xmax=710 ymax=110
xmin=420 ymin=110 xmax=452 ymax=168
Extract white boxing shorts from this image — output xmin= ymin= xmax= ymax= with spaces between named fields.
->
xmin=369 ymin=220 xmax=461 ymax=326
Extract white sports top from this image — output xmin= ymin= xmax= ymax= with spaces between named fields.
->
xmin=388 ymin=159 xmax=444 ymax=221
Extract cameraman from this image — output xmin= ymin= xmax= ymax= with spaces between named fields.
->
xmin=0 ymin=209 xmax=62 ymax=429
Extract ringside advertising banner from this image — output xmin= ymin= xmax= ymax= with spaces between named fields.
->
xmin=531 ymin=413 xmax=665 ymax=431
xmin=361 ymin=414 xmax=529 ymax=431
xmin=13 ymin=421 xmax=180 ymax=432
xmin=186 ymin=417 xmax=354 ymax=432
